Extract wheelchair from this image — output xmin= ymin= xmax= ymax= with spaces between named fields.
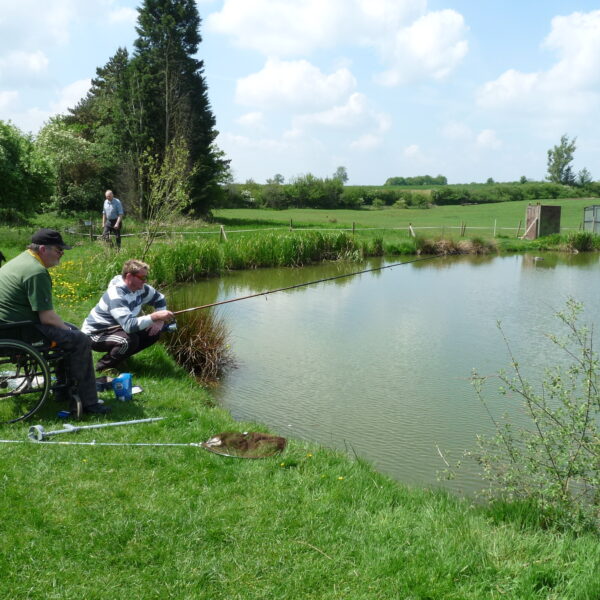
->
xmin=0 ymin=321 xmax=81 ymax=424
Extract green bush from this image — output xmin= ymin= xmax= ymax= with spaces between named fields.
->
xmin=566 ymin=231 xmax=596 ymax=252
xmin=472 ymin=299 xmax=600 ymax=532
xmin=431 ymin=183 xmax=593 ymax=206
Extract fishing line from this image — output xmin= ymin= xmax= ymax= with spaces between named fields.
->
xmin=173 ymin=254 xmax=444 ymax=316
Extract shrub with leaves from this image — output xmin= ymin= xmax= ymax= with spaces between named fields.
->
xmin=472 ymin=298 xmax=600 ymax=531
xmin=565 ymin=231 xmax=597 ymax=252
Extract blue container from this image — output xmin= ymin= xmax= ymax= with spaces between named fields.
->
xmin=112 ymin=373 xmax=133 ymax=401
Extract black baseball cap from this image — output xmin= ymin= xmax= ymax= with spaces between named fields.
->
xmin=31 ymin=229 xmax=73 ymax=250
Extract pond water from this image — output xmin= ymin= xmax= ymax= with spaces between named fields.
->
xmin=170 ymin=253 xmax=600 ymax=495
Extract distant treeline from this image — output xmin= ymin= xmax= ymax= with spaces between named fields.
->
xmin=224 ymin=177 xmax=600 ymax=211
xmin=384 ymin=175 xmax=447 ymax=186
xmin=432 ymin=182 xmax=600 ymax=205
xmin=224 ymin=176 xmax=432 ymax=210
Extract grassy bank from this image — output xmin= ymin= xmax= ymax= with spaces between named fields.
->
xmin=1 ymin=215 xmax=600 ymax=598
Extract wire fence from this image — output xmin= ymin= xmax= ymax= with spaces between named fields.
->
xmin=68 ymin=221 xmax=582 ymax=241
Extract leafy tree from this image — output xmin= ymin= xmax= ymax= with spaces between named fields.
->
xmin=0 ymin=120 xmax=53 ymax=216
xmin=519 ymin=175 xmax=528 ymax=184
xmin=547 ymin=134 xmax=577 ymax=185
xmin=267 ymin=173 xmax=285 ymax=185
xmin=262 ymin=182 xmax=289 ymax=209
xmin=67 ymin=48 xmax=140 ymax=200
xmin=333 ymin=166 xmax=348 ymax=183
xmin=35 ymin=117 xmax=103 ymax=213
xmin=140 ymin=136 xmax=193 ymax=259
xmin=486 ymin=177 xmax=494 ymax=184
xmin=288 ymin=174 xmax=343 ymax=208
xmin=577 ymin=167 xmax=593 ymax=187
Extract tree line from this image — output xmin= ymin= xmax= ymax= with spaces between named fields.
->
xmin=384 ymin=175 xmax=447 ymax=186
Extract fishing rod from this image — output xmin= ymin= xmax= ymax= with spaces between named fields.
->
xmin=172 ymin=254 xmax=443 ymax=316
xmin=96 ymin=254 xmax=444 ymax=333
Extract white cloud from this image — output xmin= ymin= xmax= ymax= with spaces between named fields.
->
xmin=219 ymin=132 xmax=291 ymax=152
xmin=350 ymin=134 xmax=382 ymax=150
xmin=0 ymin=51 xmax=49 ymax=85
xmin=292 ymin=93 xmax=390 ymax=133
xmin=50 ymin=78 xmax=91 ymax=114
xmin=207 ymin=0 xmax=346 ymax=56
xmin=208 ymin=0 xmax=468 ymax=85
xmin=477 ymin=10 xmax=600 ymax=117
xmin=375 ymin=10 xmax=468 ymax=86
xmin=0 ymin=1 xmax=135 ymax=52
xmin=403 ymin=144 xmax=421 ymax=158
xmin=237 ymin=111 xmax=265 ymax=128
xmin=476 ymin=129 xmax=501 ymax=149
xmin=236 ymin=58 xmax=356 ymax=110
xmin=0 ymin=0 xmax=79 ymax=48
xmin=0 ymin=90 xmax=19 ymax=111
xmin=1 ymin=78 xmax=91 ymax=133
xmin=108 ymin=7 xmax=138 ymax=25
xmin=441 ymin=121 xmax=472 ymax=140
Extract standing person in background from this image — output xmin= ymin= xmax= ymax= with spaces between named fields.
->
xmin=102 ymin=190 xmax=124 ymax=249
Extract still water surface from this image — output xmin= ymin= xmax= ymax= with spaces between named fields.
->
xmin=171 ymin=253 xmax=600 ymax=495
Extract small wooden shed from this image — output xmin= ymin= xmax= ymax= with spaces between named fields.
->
xmin=523 ymin=204 xmax=561 ymax=240
xmin=583 ymin=205 xmax=600 ymax=234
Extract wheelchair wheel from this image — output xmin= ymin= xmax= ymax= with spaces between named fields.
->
xmin=0 ymin=340 xmax=51 ymax=424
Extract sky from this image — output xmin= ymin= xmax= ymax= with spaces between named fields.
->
xmin=1 ymin=0 xmax=600 ymax=185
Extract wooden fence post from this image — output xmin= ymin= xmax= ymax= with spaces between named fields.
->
xmin=408 ymin=223 xmax=416 ymax=238
xmin=289 ymin=219 xmax=293 ymax=231
xmin=219 ymin=225 xmax=228 ymax=242
xmin=493 ymin=219 xmax=497 ymax=237
xmin=352 ymin=221 xmax=355 ymax=236
xmin=516 ymin=220 xmax=522 ymax=238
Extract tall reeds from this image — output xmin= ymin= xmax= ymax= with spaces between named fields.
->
xmin=416 ymin=236 xmax=497 ymax=255
xmin=162 ymin=310 xmax=234 ymax=385
xmin=147 ymin=231 xmax=365 ymax=285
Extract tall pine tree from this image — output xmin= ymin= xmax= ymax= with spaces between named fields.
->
xmin=132 ymin=0 xmax=228 ymax=214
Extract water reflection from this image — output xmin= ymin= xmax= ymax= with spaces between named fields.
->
xmin=521 ymin=252 xmax=600 ymax=269
xmin=169 ymin=252 xmax=600 ymax=495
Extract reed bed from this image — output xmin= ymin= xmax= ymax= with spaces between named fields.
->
xmin=147 ymin=231 xmax=366 ymax=286
xmin=162 ymin=310 xmax=234 ymax=385
xmin=416 ymin=236 xmax=498 ymax=255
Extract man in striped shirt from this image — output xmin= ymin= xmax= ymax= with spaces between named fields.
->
xmin=82 ymin=259 xmax=174 ymax=372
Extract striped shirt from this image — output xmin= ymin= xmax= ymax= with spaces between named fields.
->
xmin=81 ymin=275 xmax=167 ymax=334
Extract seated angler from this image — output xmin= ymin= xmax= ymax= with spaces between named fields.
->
xmin=0 ymin=229 xmax=109 ymax=415
xmin=82 ymin=259 xmax=174 ymax=372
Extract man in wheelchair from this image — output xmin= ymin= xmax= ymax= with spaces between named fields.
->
xmin=0 ymin=229 xmax=109 ymax=415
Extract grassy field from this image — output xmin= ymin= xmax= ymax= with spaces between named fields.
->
xmin=1 ymin=210 xmax=600 ymax=598
xmin=213 ymin=197 xmax=595 ymax=234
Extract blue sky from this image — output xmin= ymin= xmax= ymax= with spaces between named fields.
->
xmin=1 ymin=0 xmax=599 ymax=185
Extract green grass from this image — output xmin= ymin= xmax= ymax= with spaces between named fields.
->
xmin=213 ymin=197 xmax=595 ymax=233
xmin=2 ymin=343 xmax=600 ymax=598
xmin=1 ymin=209 xmax=600 ymax=598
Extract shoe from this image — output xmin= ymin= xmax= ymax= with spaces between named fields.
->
xmin=96 ymin=366 xmax=120 ymax=377
xmin=83 ymin=403 xmax=112 ymax=415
